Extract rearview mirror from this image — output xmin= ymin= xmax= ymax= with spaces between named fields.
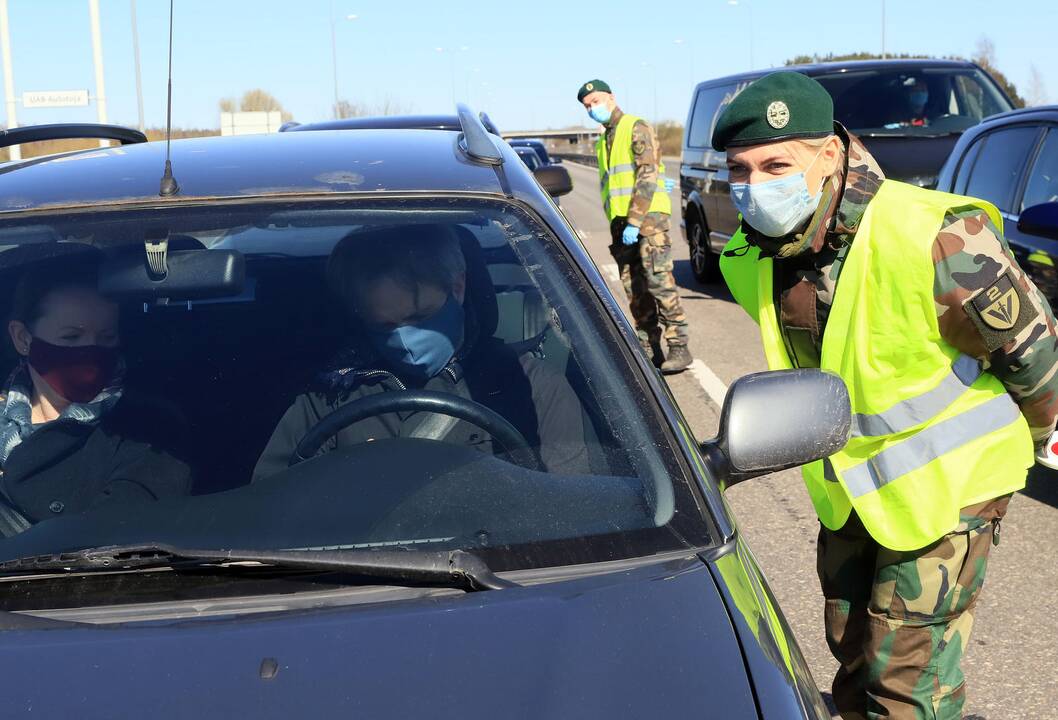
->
xmin=1018 ymin=202 xmax=1058 ymax=241
xmin=99 ymin=249 xmax=246 ymax=301
xmin=533 ymin=165 xmax=573 ymax=198
xmin=700 ymin=369 xmax=851 ymax=489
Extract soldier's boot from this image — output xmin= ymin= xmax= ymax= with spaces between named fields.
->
xmin=661 ymin=344 xmax=692 ymax=375
xmin=640 ymin=338 xmax=664 ymax=368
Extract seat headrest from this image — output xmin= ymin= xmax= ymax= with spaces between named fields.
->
xmin=452 ymin=226 xmax=498 ymax=339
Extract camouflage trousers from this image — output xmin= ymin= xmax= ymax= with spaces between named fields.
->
xmin=609 ymin=221 xmax=689 ymax=349
xmin=816 ymin=496 xmax=1009 ymax=720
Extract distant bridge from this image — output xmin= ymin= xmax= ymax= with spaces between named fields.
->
xmin=500 ymin=128 xmax=600 ymax=155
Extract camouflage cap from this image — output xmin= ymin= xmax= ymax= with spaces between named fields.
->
xmin=577 ymin=79 xmax=612 ymax=102
xmin=711 ymin=72 xmax=834 ymax=151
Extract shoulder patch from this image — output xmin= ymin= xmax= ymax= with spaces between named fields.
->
xmin=632 ymin=139 xmax=647 ymax=155
xmin=964 ymin=270 xmax=1038 ymax=351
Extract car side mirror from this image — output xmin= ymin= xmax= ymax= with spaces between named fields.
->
xmin=1018 ymin=202 xmax=1058 ymax=241
xmin=699 ymin=369 xmax=851 ymax=489
xmin=533 ymin=165 xmax=573 ymax=198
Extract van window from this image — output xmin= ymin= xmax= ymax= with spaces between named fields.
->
xmin=964 ymin=126 xmax=1039 ymax=213
xmin=1022 ymin=128 xmax=1058 ymax=211
xmin=686 ymin=83 xmax=741 ymax=149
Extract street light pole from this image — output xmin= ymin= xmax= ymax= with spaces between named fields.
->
xmin=130 ymin=0 xmax=144 ymax=132
xmin=329 ymin=7 xmax=357 ymax=118
xmin=330 ymin=1 xmax=339 ymax=116
xmin=881 ymin=0 xmax=887 ymax=59
xmin=0 ymin=0 xmax=19 ymax=161
xmin=88 ymin=0 xmax=108 ymax=147
xmin=727 ymin=0 xmax=754 ymax=70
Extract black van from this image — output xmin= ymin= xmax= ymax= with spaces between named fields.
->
xmin=680 ymin=59 xmax=1014 ymax=282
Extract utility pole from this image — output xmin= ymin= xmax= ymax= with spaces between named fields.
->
xmin=130 ymin=0 xmax=144 ymax=132
xmin=88 ymin=0 xmax=108 ymax=146
xmin=0 ymin=0 xmax=19 ymax=161
xmin=881 ymin=0 xmax=887 ymax=59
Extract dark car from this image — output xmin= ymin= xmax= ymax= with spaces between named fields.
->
xmin=0 ymin=112 xmax=848 ymax=719
xmin=936 ymin=105 xmax=1058 ymax=304
xmin=514 ymin=144 xmax=543 ymax=171
xmin=509 ymin=137 xmax=559 ymax=166
xmin=680 ymin=59 xmax=1014 ymax=282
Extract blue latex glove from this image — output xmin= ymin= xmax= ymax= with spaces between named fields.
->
xmin=662 ymin=177 xmax=676 ymax=193
xmin=622 ymin=224 xmax=641 ymax=245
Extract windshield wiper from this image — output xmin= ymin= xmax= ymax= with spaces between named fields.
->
xmin=0 ymin=544 xmax=517 ymax=592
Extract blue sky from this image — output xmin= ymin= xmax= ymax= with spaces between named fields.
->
xmin=1 ymin=0 xmax=1054 ymax=132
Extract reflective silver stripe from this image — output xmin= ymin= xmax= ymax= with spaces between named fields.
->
xmin=851 ymin=354 xmax=983 ymax=437
xmin=609 ymin=163 xmax=635 ymax=174
xmin=842 ymin=393 xmax=1021 ymax=498
xmin=608 ymin=187 xmax=634 ymax=197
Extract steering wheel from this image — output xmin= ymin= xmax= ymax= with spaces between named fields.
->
xmin=289 ymin=389 xmax=540 ymax=470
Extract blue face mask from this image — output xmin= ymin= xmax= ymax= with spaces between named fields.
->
xmin=588 ymin=103 xmax=611 ymax=124
xmin=368 ymin=294 xmax=464 ymax=380
xmin=729 ymin=147 xmax=826 ymax=238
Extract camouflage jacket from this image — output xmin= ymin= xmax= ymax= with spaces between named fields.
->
xmin=604 ymin=107 xmax=669 ymax=237
xmin=743 ymin=126 xmax=1058 ymax=447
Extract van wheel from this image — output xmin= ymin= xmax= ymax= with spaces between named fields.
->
xmin=689 ymin=219 xmax=719 ymax=284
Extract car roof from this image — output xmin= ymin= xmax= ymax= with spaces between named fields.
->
xmin=0 ymin=125 xmax=513 ymax=215
xmin=974 ymin=104 xmax=1058 ymax=125
xmin=695 ymin=58 xmax=982 ymax=90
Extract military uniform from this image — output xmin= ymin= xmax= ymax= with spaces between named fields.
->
xmin=713 ymin=72 xmax=1058 ymax=720
xmin=601 ymin=107 xmax=689 ymax=361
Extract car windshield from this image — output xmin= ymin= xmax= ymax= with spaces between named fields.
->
xmin=814 ymin=67 xmax=1013 ymax=136
xmin=0 ymin=197 xmax=710 ymax=574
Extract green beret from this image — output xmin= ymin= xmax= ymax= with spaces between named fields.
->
xmin=577 ymin=79 xmax=612 ymax=102
xmin=711 ymin=72 xmax=834 ymax=151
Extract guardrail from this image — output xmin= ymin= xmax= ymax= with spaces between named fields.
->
xmin=552 ymin=152 xmax=597 ymax=167
xmin=553 ymin=153 xmax=682 ymax=170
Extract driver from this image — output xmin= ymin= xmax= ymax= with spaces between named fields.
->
xmin=252 ymin=224 xmax=589 ymax=480
xmin=886 ymin=77 xmax=930 ymax=128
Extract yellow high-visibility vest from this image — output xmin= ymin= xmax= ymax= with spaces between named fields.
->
xmin=720 ymin=179 xmax=1032 ymax=551
xmin=595 ymin=114 xmax=671 ymax=222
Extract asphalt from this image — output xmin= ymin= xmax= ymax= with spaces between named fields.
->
xmin=558 ymin=159 xmax=1058 ymax=720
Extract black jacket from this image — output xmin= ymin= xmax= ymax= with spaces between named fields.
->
xmin=0 ymin=395 xmax=192 ymax=524
xmin=253 ymin=338 xmax=589 ymax=482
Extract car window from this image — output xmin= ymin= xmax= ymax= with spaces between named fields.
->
xmin=0 ymin=198 xmax=710 ymax=572
xmin=686 ymin=83 xmax=741 ymax=149
xmin=964 ymin=126 xmax=1040 ymax=213
xmin=813 ymin=67 xmax=1013 ymax=135
xmin=953 ymin=136 xmax=985 ymax=196
xmin=1021 ymin=127 xmax=1058 ymax=211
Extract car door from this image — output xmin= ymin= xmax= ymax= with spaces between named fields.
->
xmin=1014 ymin=125 xmax=1058 ymax=301
xmin=682 ymin=82 xmax=747 ymax=251
xmin=701 ymin=82 xmax=753 ymax=250
xmin=955 ymin=123 xmax=1053 ymax=298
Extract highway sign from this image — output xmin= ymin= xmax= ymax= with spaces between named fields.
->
xmin=22 ymin=90 xmax=90 ymax=108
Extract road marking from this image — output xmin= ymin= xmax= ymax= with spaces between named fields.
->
xmin=689 ymin=359 xmax=729 ymax=408
xmin=577 ymin=229 xmax=590 ymax=241
xmin=601 ymin=263 xmax=621 ymax=284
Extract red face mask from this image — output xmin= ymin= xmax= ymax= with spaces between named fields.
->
xmin=27 ymin=338 xmax=119 ymax=404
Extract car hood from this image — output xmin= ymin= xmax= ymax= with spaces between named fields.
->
xmin=0 ymin=556 xmax=764 ymax=719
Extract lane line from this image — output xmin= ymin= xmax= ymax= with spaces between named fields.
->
xmin=601 ymin=263 xmax=621 ymax=284
xmin=689 ymin=359 xmax=729 ymax=408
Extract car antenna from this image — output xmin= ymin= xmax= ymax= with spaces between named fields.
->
xmin=158 ymin=0 xmax=179 ymax=197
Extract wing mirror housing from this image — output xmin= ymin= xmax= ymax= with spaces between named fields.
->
xmin=533 ymin=164 xmax=573 ymax=198
xmin=700 ymin=369 xmax=851 ymax=489
xmin=1017 ymin=202 xmax=1058 ymax=241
